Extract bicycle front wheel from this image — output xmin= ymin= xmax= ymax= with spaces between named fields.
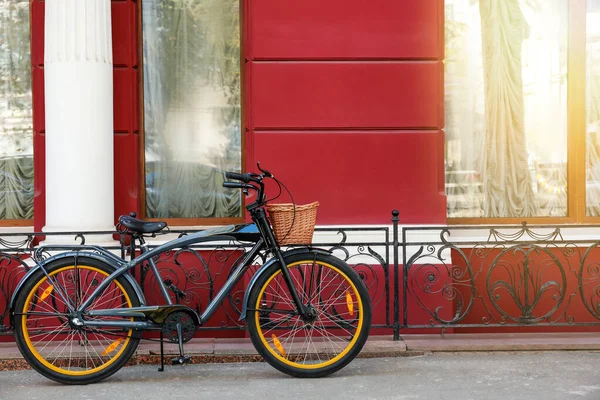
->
xmin=246 ymin=252 xmax=371 ymax=378
xmin=13 ymin=257 xmax=141 ymax=384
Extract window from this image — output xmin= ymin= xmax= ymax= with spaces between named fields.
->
xmin=586 ymin=0 xmax=600 ymax=216
xmin=445 ymin=0 xmax=570 ymax=221
xmin=142 ymin=0 xmax=242 ymax=221
xmin=0 ymin=0 xmax=33 ymax=222
xmin=445 ymin=0 xmax=600 ymax=223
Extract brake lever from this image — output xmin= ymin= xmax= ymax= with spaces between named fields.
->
xmin=256 ymin=161 xmax=273 ymax=178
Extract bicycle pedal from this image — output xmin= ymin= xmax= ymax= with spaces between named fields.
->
xmin=171 ymin=355 xmax=192 ymax=365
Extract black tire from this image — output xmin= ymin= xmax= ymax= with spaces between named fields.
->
xmin=246 ymin=252 xmax=371 ymax=378
xmin=13 ymin=256 xmax=142 ymax=384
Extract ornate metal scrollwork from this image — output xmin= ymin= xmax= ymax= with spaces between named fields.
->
xmin=140 ymin=241 xmax=256 ymax=328
xmin=404 ymin=224 xmax=595 ymax=329
xmin=328 ymin=231 xmax=387 ymax=312
xmin=0 ymin=253 xmax=31 ymax=328
xmin=486 ymin=245 xmax=566 ymax=324
xmin=406 ymin=244 xmax=476 ymax=325
xmin=0 ymin=232 xmax=36 ymax=330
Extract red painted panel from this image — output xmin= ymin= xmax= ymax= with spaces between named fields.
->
xmin=33 ymin=133 xmax=45 ymax=231
xmin=112 ymin=0 xmax=139 ymax=223
xmin=114 ymin=134 xmax=140 ymax=222
xmin=31 ymin=0 xmax=44 ymax=230
xmin=251 ymin=62 xmax=442 ymax=129
xmin=30 ymin=0 xmax=44 ymax=67
xmin=112 ymin=1 xmax=137 ymax=67
xmin=249 ymin=0 xmax=443 ymax=60
xmin=113 ymin=68 xmax=138 ymax=132
xmin=252 ymin=131 xmax=447 ymax=224
xmin=132 ymin=68 xmax=139 ymax=132
xmin=32 ymin=66 xmax=45 ymax=133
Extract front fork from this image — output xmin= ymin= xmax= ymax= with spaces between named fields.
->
xmin=252 ymin=207 xmax=311 ymax=319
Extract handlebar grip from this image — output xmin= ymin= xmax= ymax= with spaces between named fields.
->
xmin=225 ymin=171 xmax=251 ymax=183
xmin=223 ymin=182 xmax=244 ymax=189
xmin=223 ymin=182 xmax=257 ymax=191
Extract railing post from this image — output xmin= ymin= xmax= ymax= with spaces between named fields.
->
xmin=392 ymin=210 xmax=400 ymax=340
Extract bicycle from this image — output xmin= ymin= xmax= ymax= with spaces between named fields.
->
xmin=10 ymin=164 xmax=372 ymax=384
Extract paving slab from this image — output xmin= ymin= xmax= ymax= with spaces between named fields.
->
xmin=401 ymin=332 xmax=600 ymax=352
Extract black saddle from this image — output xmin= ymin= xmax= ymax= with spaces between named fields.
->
xmin=119 ymin=214 xmax=167 ymax=234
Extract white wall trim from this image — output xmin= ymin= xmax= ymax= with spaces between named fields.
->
xmin=443 ymin=225 xmax=600 ymax=248
xmin=3 ymin=223 xmax=600 ymax=266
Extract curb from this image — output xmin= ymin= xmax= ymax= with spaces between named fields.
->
xmin=401 ymin=332 xmax=600 ymax=353
xmin=0 ymin=336 xmax=413 ymax=371
xmin=4 ymin=332 xmax=600 ymax=371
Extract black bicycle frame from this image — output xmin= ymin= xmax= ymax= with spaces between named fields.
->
xmin=83 ymin=237 xmax=266 ymax=330
xmin=78 ymin=208 xmax=309 ymax=330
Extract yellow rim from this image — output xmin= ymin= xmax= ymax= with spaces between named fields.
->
xmin=21 ymin=266 xmax=133 ymax=376
xmin=254 ymin=260 xmax=364 ymax=369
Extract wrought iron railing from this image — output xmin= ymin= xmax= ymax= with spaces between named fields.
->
xmin=400 ymin=221 xmax=600 ymax=337
xmin=0 ymin=226 xmax=391 ymax=335
xmin=3 ymin=212 xmax=600 ymax=338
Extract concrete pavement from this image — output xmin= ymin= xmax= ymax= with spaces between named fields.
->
xmin=2 ymin=351 xmax=600 ymax=400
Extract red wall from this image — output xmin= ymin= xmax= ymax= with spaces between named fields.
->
xmin=30 ymin=0 xmax=445 ymax=228
xmin=30 ymin=0 xmax=44 ymax=231
xmin=245 ymin=0 xmax=446 ymax=225
xmin=30 ymin=0 xmax=141 ymax=231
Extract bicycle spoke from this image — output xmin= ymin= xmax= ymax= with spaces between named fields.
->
xmin=50 ymin=330 xmax=76 ymax=366
xmin=28 ymin=321 xmax=69 ymax=344
xmin=254 ymin=259 xmax=367 ymax=370
xmin=319 ymin=312 xmax=357 ymax=336
xmin=20 ymin=264 xmax=136 ymax=376
xmin=19 ymin=311 xmax=70 ymax=318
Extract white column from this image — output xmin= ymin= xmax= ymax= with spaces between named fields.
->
xmin=43 ymin=0 xmax=115 ymax=244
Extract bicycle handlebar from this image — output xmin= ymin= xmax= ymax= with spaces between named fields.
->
xmin=223 ymin=182 xmax=255 ymax=190
xmin=223 ymin=167 xmax=270 ymax=210
xmin=225 ymin=171 xmax=252 ymax=183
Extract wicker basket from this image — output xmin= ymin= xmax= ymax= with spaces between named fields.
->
xmin=265 ymin=201 xmax=319 ymax=245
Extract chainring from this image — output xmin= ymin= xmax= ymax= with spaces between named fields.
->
xmin=162 ymin=311 xmax=197 ymax=343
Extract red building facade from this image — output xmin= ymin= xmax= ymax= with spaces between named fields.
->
xmin=25 ymin=0 xmax=446 ymax=231
xmin=6 ymin=0 xmax=600 ymax=338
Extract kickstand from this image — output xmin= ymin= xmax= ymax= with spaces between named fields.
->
xmin=158 ymin=330 xmax=165 ymax=372
xmin=171 ymin=322 xmax=191 ymax=365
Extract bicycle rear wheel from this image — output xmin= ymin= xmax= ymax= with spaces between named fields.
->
xmin=246 ymin=252 xmax=371 ymax=377
xmin=13 ymin=257 xmax=141 ymax=384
